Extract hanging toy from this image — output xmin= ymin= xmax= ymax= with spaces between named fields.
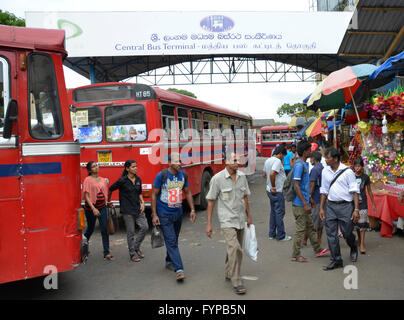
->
xmin=382 ymin=115 xmax=388 ymax=134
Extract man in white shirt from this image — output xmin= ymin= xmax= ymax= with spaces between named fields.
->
xmin=319 ymin=147 xmax=360 ymax=271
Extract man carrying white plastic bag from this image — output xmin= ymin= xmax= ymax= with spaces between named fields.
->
xmin=206 ymin=152 xmax=253 ymax=295
xmin=244 ymin=223 xmax=258 ymax=262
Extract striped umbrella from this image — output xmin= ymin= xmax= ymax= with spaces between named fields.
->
xmin=306 ymin=64 xmax=378 ymax=114
xmin=305 ymin=111 xmax=336 ymax=137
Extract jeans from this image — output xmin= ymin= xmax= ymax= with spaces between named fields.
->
xmin=84 ymin=206 xmax=110 ymax=257
xmin=122 ymin=212 xmax=149 ymax=258
xmin=158 ymin=211 xmax=184 ymax=272
xmin=266 ymin=191 xmax=286 ymax=240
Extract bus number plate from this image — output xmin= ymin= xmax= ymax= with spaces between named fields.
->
xmin=98 ymin=151 xmax=112 ymax=163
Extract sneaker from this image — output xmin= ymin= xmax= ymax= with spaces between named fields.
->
xmin=315 ymin=248 xmax=330 ymax=258
xmin=279 ymin=235 xmax=292 ymax=241
xmin=176 ymin=271 xmax=185 ymax=281
xmin=269 ymin=237 xmax=275 ymax=240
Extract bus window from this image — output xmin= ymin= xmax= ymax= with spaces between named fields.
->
xmin=281 ymin=130 xmax=289 ymax=140
xmin=73 ymin=84 xmax=133 ymax=103
xmin=0 ymin=57 xmax=10 ymax=136
xmin=177 ymin=107 xmax=190 ymax=141
xmin=219 ymin=116 xmax=232 ymax=139
xmin=162 ymin=105 xmax=176 ymax=140
xmin=262 ymin=132 xmax=271 ymax=141
xmin=203 ymin=113 xmax=218 ymax=139
xmin=272 ymin=130 xmax=280 ymax=140
xmin=71 ymin=107 xmax=102 ymax=143
xmin=28 ymin=54 xmax=63 ymax=140
xmin=191 ymin=110 xmax=202 ymax=139
xmin=105 ymin=104 xmax=147 ymax=142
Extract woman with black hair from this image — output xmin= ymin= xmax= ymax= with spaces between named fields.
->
xmin=353 ymin=157 xmax=376 ymax=254
xmin=83 ymin=161 xmax=114 ymax=261
xmin=108 ymin=160 xmax=148 ymax=262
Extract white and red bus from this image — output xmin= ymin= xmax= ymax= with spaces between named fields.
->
xmin=260 ymin=125 xmax=297 ymax=157
xmin=0 ymin=25 xmax=83 ymax=284
xmin=67 ymin=83 xmax=255 ymax=211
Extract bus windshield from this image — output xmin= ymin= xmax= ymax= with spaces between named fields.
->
xmin=105 ymin=104 xmax=147 ymax=142
xmin=71 ymin=107 xmax=102 ymax=143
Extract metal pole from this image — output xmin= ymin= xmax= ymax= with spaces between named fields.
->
xmin=90 ymin=61 xmax=96 ymax=84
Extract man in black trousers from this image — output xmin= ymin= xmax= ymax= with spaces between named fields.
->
xmin=319 ymin=147 xmax=360 ymax=271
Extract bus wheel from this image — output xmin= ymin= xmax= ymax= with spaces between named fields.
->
xmin=199 ymin=171 xmax=212 ymax=210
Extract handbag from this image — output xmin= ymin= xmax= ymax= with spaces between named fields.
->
xmin=107 ymin=207 xmax=118 ymax=235
xmin=151 ymin=226 xmax=165 ymax=249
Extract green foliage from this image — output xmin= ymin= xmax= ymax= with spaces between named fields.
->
xmin=276 ymin=103 xmax=316 ymax=118
xmin=167 ymin=88 xmax=197 ymax=99
xmin=0 ymin=10 xmax=25 ymax=27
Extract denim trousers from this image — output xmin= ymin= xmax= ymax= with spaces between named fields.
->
xmin=266 ymin=191 xmax=286 ymax=240
xmin=84 ymin=206 xmax=110 ymax=257
xmin=158 ymin=211 xmax=184 ymax=272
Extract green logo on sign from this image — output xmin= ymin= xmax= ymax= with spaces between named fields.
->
xmin=57 ymin=19 xmax=83 ymax=39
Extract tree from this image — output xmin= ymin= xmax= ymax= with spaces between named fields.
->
xmin=276 ymin=102 xmax=316 ymax=118
xmin=167 ymin=88 xmax=197 ymax=99
xmin=0 ymin=10 xmax=25 ymax=27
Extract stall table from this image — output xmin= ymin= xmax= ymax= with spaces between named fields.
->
xmin=367 ymin=184 xmax=404 ymax=238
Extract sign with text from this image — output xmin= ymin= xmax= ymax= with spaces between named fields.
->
xmin=26 ymin=11 xmax=353 ymax=57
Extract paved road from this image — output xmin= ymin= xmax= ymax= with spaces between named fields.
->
xmin=1 ymin=157 xmax=403 ymax=300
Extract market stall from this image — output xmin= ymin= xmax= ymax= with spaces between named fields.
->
xmin=354 ymin=87 xmax=404 ymax=237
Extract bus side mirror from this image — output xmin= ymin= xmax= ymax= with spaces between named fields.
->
xmin=3 ymin=100 xmax=18 ymax=139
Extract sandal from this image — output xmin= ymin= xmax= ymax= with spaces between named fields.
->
xmin=234 ymin=285 xmax=247 ymax=295
xmin=130 ymin=255 xmax=141 ymax=262
xmin=135 ymin=250 xmax=145 ymax=258
xmin=104 ymin=254 xmax=115 ymax=261
xmin=291 ymin=256 xmax=310 ymax=263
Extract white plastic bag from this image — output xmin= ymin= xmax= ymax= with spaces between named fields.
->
xmin=243 ymin=223 xmax=258 ymax=262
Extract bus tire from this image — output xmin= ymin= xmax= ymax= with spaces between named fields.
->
xmin=199 ymin=170 xmax=212 ymax=210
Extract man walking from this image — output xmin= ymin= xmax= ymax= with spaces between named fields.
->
xmin=291 ymin=141 xmax=330 ymax=263
xmin=309 ymin=151 xmax=325 ymax=246
xmin=151 ymin=152 xmax=196 ymax=281
xmin=262 ymin=146 xmax=291 ymax=241
xmin=320 ymin=147 xmax=360 ymax=271
xmin=206 ymin=152 xmax=252 ymax=295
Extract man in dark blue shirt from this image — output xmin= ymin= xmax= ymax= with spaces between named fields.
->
xmin=291 ymin=141 xmax=329 ymax=263
xmin=309 ymin=151 xmax=325 ymax=246
xmin=151 ymin=152 xmax=196 ymax=282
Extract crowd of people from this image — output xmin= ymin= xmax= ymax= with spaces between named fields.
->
xmin=81 ymin=141 xmax=379 ymax=295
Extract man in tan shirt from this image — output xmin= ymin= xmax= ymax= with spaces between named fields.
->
xmin=206 ymin=152 xmax=252 ymax=295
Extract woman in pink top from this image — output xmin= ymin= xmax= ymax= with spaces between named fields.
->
xmin=83 ymin=161 xmax=114 ymax=261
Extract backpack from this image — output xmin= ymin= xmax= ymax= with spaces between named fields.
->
xmin=161 ymin=168 xmax=188 ymax=189
xmin=282 ymin=159 xmax=307 ymax=202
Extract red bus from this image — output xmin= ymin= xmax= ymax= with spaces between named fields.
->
xmin=0 ymin=25 xmax=83 ymax=284
xmin=67 ymin=82 xmax=255 ymax=211
xmin=260 ymin=125 xmax=297 ymax=157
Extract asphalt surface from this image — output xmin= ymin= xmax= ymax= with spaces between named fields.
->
xmin=1 ymin=157 xmax=403 ymax=300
